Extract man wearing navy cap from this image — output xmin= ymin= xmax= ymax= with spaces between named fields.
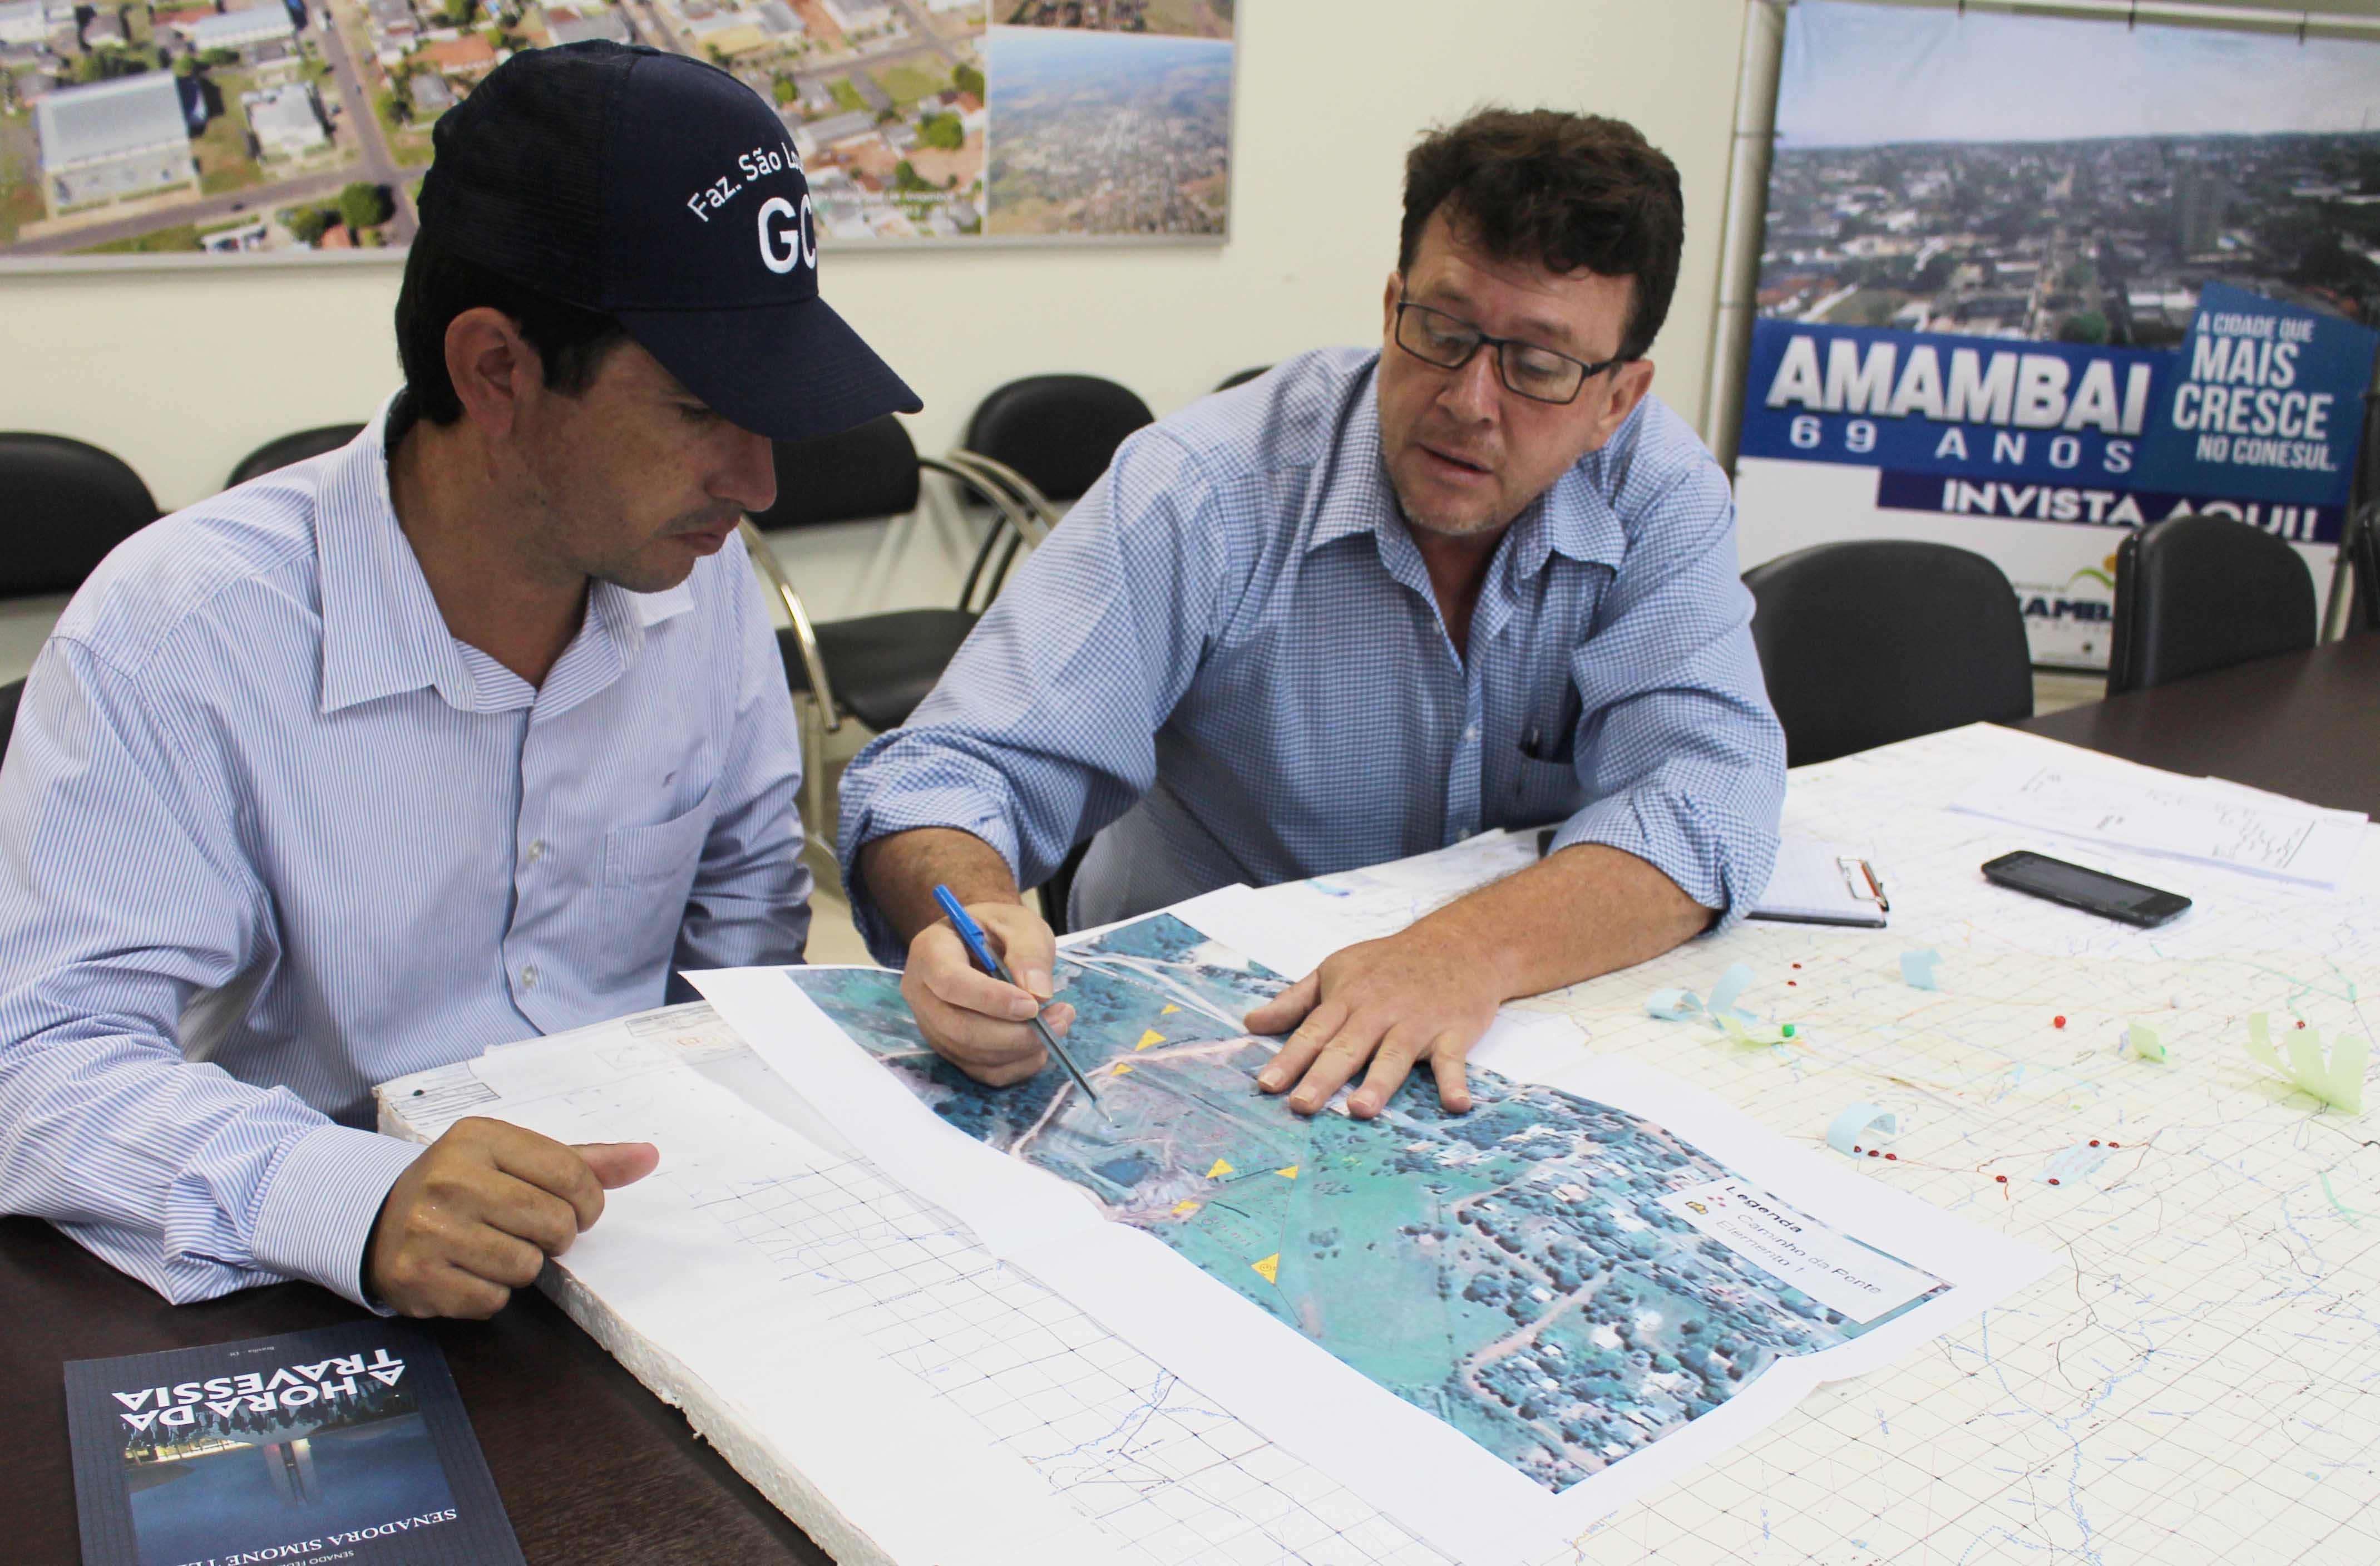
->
xmin=0 ymin=42 xmax=919 ymax=1319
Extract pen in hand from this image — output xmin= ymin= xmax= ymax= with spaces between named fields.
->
xmin=930 ymin=884 xmax=1115 ymax=1126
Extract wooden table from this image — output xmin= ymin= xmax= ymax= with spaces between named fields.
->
xmin=0 ymin=1215 xmax=829 ymax=1564
xmin=2009 ymin=635 xmax=2380 ymax=818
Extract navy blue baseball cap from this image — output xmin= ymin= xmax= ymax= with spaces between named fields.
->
xmin=417 ymin=40 xmax=920 ymax=441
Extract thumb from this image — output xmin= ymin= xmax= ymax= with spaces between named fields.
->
xmin=575 ymin=1141 xmax=660 ymax=1190
xmin=989 ymin=905 xmax=1060 ymax=1000
xmin=1245 ymin=971 xmax=1319 ymax=1034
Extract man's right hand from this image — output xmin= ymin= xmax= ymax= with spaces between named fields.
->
xmin=901 ymin=900 xmax=1075 ymax=1087
xmin=365 ymin=1117 xmax=658 ymax=1319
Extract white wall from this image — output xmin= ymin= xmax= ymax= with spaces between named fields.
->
xmin=1 ymin=1 xmax=1751 ymax=622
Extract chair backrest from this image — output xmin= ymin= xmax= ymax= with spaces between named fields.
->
xmin=747 ymin=413 xmax=921 ymax=530
xmin=0 ymin=676 xmax=21 ymax=770
xmin=2107 ymin=512 xmax=2315 ymax=696
xmin=1743 ymin=539 xmax=2033 ymax=769
xmin=1213 ymin=365 xmax=1271 ymax=392
xmin=226 ymin=423 xmax=366 ymax=490
xmin=961 ymin=375 xmax=1154 ymax=503
xmin=0 ymin=433 xmax=160 ymax=599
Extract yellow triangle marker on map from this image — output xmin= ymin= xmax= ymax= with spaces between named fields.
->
xmin=1161 ymin=1004 xmax=1181 ymax=1015
xmin=1112 ymin=1062 xmax=1134 ymax=1075
xmin=1206 ymin=1159 xmax=1234 ymax=1179
xmin=1136 ymin=1028 xmax=1166 ymax=1050
xmin=1275 ymin=1164 xmax=1301 ymax=1179
xmin=1251 ymin=1253 xmax=1280 ymax=1284
xmin=1173 ymin=1200 xmax=1201 ymax=1215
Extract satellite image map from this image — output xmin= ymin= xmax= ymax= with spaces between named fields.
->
xmin=791 ymin=914 xmax=1948 ymax=1490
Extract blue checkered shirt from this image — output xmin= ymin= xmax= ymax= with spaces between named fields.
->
xmin=0 ymin=397 xmax=810 ymax=1307
xmin=838 ymin=348 xmax=1783 ymax=958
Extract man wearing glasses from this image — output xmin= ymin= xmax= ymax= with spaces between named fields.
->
xmin=841 ymin=107 xmax=1785 ymax=1118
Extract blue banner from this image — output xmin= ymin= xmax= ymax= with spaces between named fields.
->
xmin=1741 ymin=288 xmax=2373 ymax=545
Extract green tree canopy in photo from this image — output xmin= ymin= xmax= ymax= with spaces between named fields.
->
xmin=338 ymin=182 xmax=393 ymax=234
xmin=917 ymin=111 xmax=963 ymax=151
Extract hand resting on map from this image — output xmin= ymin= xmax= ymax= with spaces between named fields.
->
xmin=1245 ymin=922 xmax=1495 ymax=1119
xmin=364 ymin=1117 xmax=659 ymax=1318
xmin=1246 ymin=843 xmax=1716 ymax=1119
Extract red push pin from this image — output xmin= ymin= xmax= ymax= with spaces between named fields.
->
xmin=2296 ymin=1020 xmax=2307 ymax=1029
xmin=2048 ymin=1177 xmax=2062 ymax=1186
xmin=1995 ymin=1175 xmax=2008 ymax=1183
xmin=1788 ymin=980 xmax=1798 ymax=987
xmin=1793 ymin=963 xmax=1802 ymax=970
xmin=2109 ymin=1141 xmax=2121 ymax=1149
xmin=1885 ymin=1152 xmax=1898 ymax=1160
xmin=1867 ymin=1149 xmax=1880 ymax=1158
xmin=2053 ymin=1015 xmax=2067 ymax=1029
xmin=2089 ymin=1140 xmax=2101 ymax=1147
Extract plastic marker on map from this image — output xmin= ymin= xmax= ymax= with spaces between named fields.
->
xmin=1826 ymin=1102 xmax=1898 ymax=1156
xmin=2244 ymin=1012 xmax=2368 ymax=1114
xmin=1900 ymin=949 xmax=1943 ymax=991
xmin=2126 ymin=1023 xmax=2167 ymax=1063
xmin=931 ymin=884 xmax=1114 ymax=1125
xmin=1647 ymin=963 xmax=1757 ymax=1026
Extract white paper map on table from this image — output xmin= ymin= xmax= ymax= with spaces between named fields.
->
xmin=692 ymin=915 xmax=2048 ymax=1565
xmin=379 ymin=1006 xmax=1456 ymax=1566
xmin=1948 ymin=754 xmax=2367 ymax=889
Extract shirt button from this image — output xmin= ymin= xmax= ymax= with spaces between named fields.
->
xmin=521 ymin=965 xmax=540 ymax=989
xmin=525 ymin=840 xmax=545 ymax=863
xmin=1464 ymin=724 xmax=1479 ymax=742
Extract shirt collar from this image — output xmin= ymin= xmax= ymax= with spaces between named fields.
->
xmin=1305 ymin=356 xmax=1635 ymax=580
xmin=317 ymin=393 xmax=474 ymax=715
xmin=315 ymin=390 xmax=696 ymax=716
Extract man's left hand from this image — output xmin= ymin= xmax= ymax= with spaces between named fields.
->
xmin=1242 ymin=926 xmax=1497 ymax=1118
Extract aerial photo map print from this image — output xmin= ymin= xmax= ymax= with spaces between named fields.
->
xmin=789 ymin=913 xmax=1951 ymax=1493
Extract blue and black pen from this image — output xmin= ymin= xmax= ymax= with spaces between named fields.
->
xmin=931 ymin=884 xmax=1114 ymax=1125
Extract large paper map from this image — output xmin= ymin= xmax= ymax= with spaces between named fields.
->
xmin=780 ymin=913 xmax=2003 ymax=1526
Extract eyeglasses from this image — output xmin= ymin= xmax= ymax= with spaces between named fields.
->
xmin=1392 ymin=298 xmax=1628 ymax=405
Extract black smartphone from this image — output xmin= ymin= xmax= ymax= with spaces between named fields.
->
xmin=1980 ymin=850 xmax=2191 ymax=927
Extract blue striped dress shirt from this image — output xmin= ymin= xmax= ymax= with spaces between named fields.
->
xmin=837 ymin=348 xmax=1784 ymax=958
xmin=0 ymin=397 xmax=810 ymax=1306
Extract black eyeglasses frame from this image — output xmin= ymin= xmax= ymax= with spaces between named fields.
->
xmin=1391 ymin=297 xmax=1630 ymax=406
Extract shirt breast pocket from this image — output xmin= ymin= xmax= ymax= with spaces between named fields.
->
xmin=1512 ymin=754 xmax=1585 ymax=823
xmin=603 ymin=789 xmax=715 ymax=894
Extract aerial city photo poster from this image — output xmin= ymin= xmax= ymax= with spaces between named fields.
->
xmin=0 ymin=0 xmax=1233 ymax=265
xmin=1734 ymin=0 xmax=2380 ymax=668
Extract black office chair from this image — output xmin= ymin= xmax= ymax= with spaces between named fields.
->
xmin=1214 ymin=365 xmax=1271 ymax=391
xmin=1743 ymin=540 xmax=2032 ymax=769
xmin=225 ymin=423 xmax=365 ymax=489
xmin=0 ymin=677 xmax=22 ymax=769
xmin=2106 ymin=513 xmax=2315 ymax=696
xmin=1036 ymin=839 xmax=1093 ymax=935
xmin=957 ymin=374 xmax=1154 ymax=507
xmin=2346 ymin=508 xmax=2378 ymax=636
xmin=0 ymin=433 xmax=160 ymax=599
xmin=740 ymin=415 xmax=1048 ymax=834
xmin=944 ymin=373 xmax=1155 ymax=614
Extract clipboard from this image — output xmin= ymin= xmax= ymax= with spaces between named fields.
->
xmin=1749 ymin=837 xmax=1890 ymax=927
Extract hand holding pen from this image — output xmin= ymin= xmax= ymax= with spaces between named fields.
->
xmin=930 ymin=887 xmax=1114 ymax=1122
xmin=893 ymin=885 xmax=1088 ymax=1082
